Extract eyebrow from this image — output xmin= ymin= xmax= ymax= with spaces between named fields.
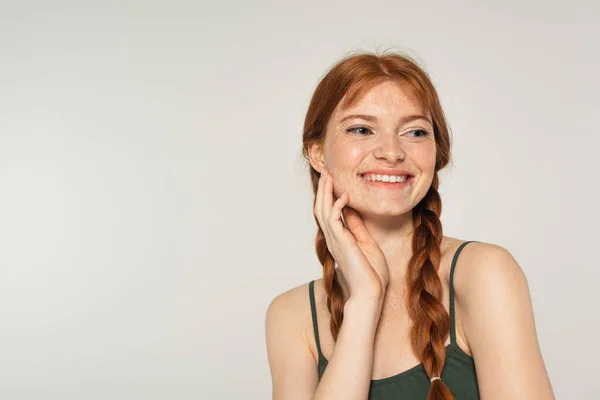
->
xmin=339 ymin=114 xmax=432 ymax=125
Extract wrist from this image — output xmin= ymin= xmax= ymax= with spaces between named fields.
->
xmin=344 ymin=294 xmax=384 ymax=316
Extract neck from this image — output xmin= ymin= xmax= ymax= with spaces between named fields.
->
xmin=336 ymin=210 xmax=416 ymax=301
xmin=361 ymin=211 xmax=415 ymax=296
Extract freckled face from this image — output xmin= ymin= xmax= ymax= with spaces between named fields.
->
xmin=322 ymin=80 xmax=437 ymax=217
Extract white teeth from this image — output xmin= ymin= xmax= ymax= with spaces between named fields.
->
xmin=362 ymin=174 xmax=409 ymax=183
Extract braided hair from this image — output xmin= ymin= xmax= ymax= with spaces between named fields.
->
xmin=302 ymin=50 xmax=454 ymax=399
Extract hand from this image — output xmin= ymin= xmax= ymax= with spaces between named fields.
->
xmin=314 ymin=167 xmax=390 ymax=300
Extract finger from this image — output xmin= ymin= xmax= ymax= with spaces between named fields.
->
xmin=321 ymin=167 xmax=334 ymax=223
xmin=314 ymin=169 xmax=325 ymax=229
xmin=329 ymin=191 xmax=349 ymax=232
xmin=342 ymin=206 xmax=375 ymax=244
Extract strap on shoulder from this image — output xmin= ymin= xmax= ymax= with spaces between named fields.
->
xmin=449 ymin=241 xmax=478 ymax=344
xmin=309 ymin=280 xmax=324 ymax=360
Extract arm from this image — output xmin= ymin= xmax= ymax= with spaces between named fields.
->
xmin=456 ymin=243 xmax=555 ymax=399
xmin=266 ymin=285 xmax=382 ymax=400
xmin=312 ymin=296 xmax=382 ymax=399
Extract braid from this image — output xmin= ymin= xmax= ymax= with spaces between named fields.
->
xmin=315 ymin=225 xmax=345 ymax=341
xmin=407 ymin=173 xmax=454 ymax=400
xmin=301 ymin=50 xmax=455 ymax=398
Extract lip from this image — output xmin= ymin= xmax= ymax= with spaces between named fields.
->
xmin=359 ymin=169 xmax=414 ymax=176
xmin=359 ymin=174 xmax=414 ymax=189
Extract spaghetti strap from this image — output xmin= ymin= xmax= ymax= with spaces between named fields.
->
xmin=449 ymin=241 xmax=478 ymax=344
xmin=309 ymin=280 xmax=324 ymax=360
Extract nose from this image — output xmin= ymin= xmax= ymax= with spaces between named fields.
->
xmin=373 ymin=133 xmax=406 ymax=163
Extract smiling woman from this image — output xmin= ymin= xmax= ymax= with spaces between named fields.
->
xmin=265 ymin=51 xmax=555 ymax=400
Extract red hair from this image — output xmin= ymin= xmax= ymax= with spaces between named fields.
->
xmin=301 ymin=50 xmax=454 ymax=399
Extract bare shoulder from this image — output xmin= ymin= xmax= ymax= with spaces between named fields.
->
xmin=265 ymin=279 xmax=325 ymax=361
xmin=266 ymin=280 xmax=314 ymax=329
xmin=449 ymin=241 xmax=555 ymax=398
xmin=452 ymin=241 xmax=526 ymax=296
xmin=265 ymin=280 xmax=320 ymax=398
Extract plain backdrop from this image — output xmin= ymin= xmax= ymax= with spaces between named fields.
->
xmin=0 ymin=0 xmax=598 ymax=399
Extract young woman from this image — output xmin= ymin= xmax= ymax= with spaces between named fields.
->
xmin=265 ymin=51 xmax=555 ymax=400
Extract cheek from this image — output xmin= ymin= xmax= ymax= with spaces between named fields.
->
xmin=347 ymin=146 xmax=365 ymax=163
xmin=331 ymin=143 xmax=364 ymax=167
xmin=412 ymin=144 xmax=437 ymax=171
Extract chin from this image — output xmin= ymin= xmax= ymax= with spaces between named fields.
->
xmin=351 ymin=202 xmax=412 ymax=217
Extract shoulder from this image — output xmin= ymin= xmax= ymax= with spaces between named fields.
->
xmin=266 ymin=279 xmax=322 ymax=361
xmin=448 ymin=246 xmax=554 ymax=397
xmin=452 ymin=241 xmax=526 ymax=302
xmin=265 ymin=280 xmax=321 ymax=396
xmin=266 ymin=280 xmax=314 ymax=334
xmin=452 ymin=241 xmax=533 ymax=357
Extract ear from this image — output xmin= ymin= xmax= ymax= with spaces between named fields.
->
xmin=307 ymin=141 xmax=325 ymax=173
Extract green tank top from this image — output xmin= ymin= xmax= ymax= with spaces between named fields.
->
xmin=309 ymin=241 xmax=480 ymax=399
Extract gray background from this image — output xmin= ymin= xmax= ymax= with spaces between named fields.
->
xmin=1 ymin=0 xmax=598 ymax=399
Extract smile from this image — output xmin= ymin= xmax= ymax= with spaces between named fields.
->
xmin=359 ymin=174 xmax=414 ymax=188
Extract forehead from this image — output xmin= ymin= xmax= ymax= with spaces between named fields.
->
xmin=333 ymin=80 xmax=429 ymax=121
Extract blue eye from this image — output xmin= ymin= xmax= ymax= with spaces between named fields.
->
xmin=347 ymin=127 xmax=430 ymax=137
xmin=408 ymin=129 xmax=430 ymax=138
xmin=346 ymin=126 xmax=373 ymax=135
